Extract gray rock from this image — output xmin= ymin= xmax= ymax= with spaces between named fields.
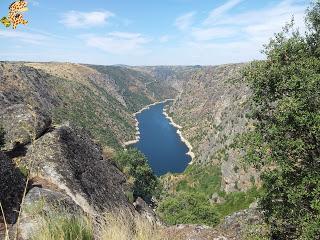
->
xmin=218 ymin=205 xmax=264 ymax=239
xmin=209 ymin=193 xmax=225 ymax=204
xmin=24 ymin=125 xmax=134 ymax=214
xmin=0 ymin=104 xmax=51 ymax=151
xmin=133 ymin=197 xmax=160 ymax=225
xmin=18 ymin=187 xmax=83 ymax=240
xmin=0 ymin=151 xmax=26 ymax=224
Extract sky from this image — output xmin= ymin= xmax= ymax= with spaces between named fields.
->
xmin=0 ymin=0 xmax=311 ymax=66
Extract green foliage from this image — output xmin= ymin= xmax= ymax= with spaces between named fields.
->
xmin=51 ymin=76 xmax=134 ymax=149
xmin=88 ymin=65 xmax=154 ymax=112
xmin=114 ymin=149 xmax=160 ymax=202
xmin=240 ymin=2 xmax=320 ymax=239
xmin=0 ymin=125 xmax=4 ymax=148
xmin=157 ymin=192 xmax=220 ymax=226
xmin=158 ymin=165 xmax=260 ymax=226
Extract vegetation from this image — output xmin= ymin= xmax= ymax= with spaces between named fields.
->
xmin=50 ymin=76 xmax=134 ymax=149
xmin=157 ymin=165 xmax=260 ymax=226
xmin=239 ymin=1 xmax=320 ymax=239
xmin=32 ymin=215 xmax=94 ymax=240
xmin=158 ymin=192 xmax=220 ymax=226
xmin=114 ymin=149 xmax=160 ymax=202
xmin=88 ymin=65 xmax=154 ymax=112
xmin=31 ymin=207 xmax=166 ymax=240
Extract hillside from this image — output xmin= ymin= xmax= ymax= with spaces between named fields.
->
xmin=167 ymin=63 xmax=260 ymax=193
xmin=0 ymin=62 xmax=192 ymax=149
xmin=0 ymin=61 xmax=262 ymax=240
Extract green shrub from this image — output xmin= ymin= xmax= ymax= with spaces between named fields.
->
xmin=158 ymin=165 xmax=260 ymax=226
xmin=239 ymin=2 xmax=320 ymax=239
xmin=157 ymin=192 xmax=220 ymax=226
xmin=114 ymin=149 xmax=160 ymax=202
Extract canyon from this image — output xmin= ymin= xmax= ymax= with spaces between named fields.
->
xmin=0 ymin=61 xmax=261 ymax=239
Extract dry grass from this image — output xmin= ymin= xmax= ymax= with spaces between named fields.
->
xmin=28 ymin=208 xmax=168 ymax=240
xmin=99 ymin=210 xmax=167 ymax=240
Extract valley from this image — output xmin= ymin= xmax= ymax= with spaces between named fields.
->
xmin=0 ymin=61 xmax=260 ymax=239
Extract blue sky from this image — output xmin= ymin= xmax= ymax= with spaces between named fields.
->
xmin=0 ymin=0 xmax=311 ymax=65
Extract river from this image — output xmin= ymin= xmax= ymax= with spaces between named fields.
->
xmin=134 ymin=102 xmax=191 ymax=176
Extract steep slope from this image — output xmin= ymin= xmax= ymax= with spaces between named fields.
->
xmin=0 ymin=62 xmax=181 ymax=149
xmin=167 ymin=63 xmax=259 ymax=193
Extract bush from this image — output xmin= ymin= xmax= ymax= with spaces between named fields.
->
xmin=157 ymin=192 xmax=220 ymax=226
xmin=240 ymin=2 xmax=320 ymax=239
xmin=114 ymin=149 xmax=160 ymax=202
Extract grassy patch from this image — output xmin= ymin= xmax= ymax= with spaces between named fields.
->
xmin=158 ymin=164 xmax=261 ymax=226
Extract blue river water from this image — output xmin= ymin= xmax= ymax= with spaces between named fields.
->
xmin=134 ymin=102 xmax=191 ymax=176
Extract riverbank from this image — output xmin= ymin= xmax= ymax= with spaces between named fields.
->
xmin=123 ymin=99 xmax=174 ymax=146
xmin=163 ymin=108 xmax=195 ymax=164
xmin=124 ymin=99 xmax=195 ymax=164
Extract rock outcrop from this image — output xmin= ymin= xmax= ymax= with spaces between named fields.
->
xmin=169 ymin=64 xmax=260 ymax=193
xmin=0 ymin=152 xmax=26 ymax=224
xmin=25 ymin=124 xmax=134 ymax=214
xmin=0 ymin=104 xmax=51 ymax=151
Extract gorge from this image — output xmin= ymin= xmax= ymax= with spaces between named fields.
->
xmin=133 ymin=101 xmax=191 ymax=176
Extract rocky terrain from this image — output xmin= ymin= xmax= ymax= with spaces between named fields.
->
xmin=0 ymin=61 xmax=263 ymax=239
xmin=0 ymin=62 xmax=192 ymax=149
xmin=168 ymin=63 xmax=260 ymax=193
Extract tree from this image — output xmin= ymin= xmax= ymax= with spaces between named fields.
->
xmin=240 ymin=1 xmax=320 ymax=239
xmin=114 ymin=149 xmax=160 ymax=203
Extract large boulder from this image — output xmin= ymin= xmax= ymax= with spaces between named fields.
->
xmin=0 ymin=104 xmax=51 ymax=151
xmin=24 ymin=124 xmax=134 ymax=214
xmin=18 ymin=187 xmax=83 ymax=240
xmin=0 ymin=152 xmax=26 ymax=224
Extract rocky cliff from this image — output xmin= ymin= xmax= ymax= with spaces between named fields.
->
xmin=0 ymin=61 xmax=262 ymax=239
xmin=168 ymin=64 xmax=260 ymax=193
xmin=0 ymin=62 xmax=202 ymax=149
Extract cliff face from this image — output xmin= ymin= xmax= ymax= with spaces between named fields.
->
xmin=168 ymin=64 xmax=259 ymax=193
xmin=0 ymin=62 xmax=184 ymax=149
xmin=0 ymin=61 xmax=262 ymax=239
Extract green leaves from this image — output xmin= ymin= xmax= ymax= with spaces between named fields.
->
xmin=157 ymin=192 xmax=220 ymax=226
xmin=241 ymin=1 xmax=320 ymax=239
xmin=114 ymin=149 xmax=160 ymax=202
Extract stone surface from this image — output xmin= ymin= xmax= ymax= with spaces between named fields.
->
xmin=0 ymin=104 xmax=51 ymax=151
xmin=134 ymin=197 xmax=160 ymax=225
xmin=168 ymin=64 xmax=260 ymax=193
xmin=18 ymin=187 xmax=83 ymax=240
xmin=217 ymin=204 xmax=266 ymax=239
xmin=24 ymin=124 xmax=134 ymax=214
xmin=0 ymin=151 xmax=26 ymax=224
xmin=209 ymin=193 xmax=225 ymax=204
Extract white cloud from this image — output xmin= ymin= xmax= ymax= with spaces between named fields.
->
xmin=174 ymin=12 xmax=196 ymax=30
xmin=60 ymin=11 xmax=114 ymax=28
xmin=84 ymin=32 xmax=150 ymax=55
xmin=204 ymin=0 xmax=243 ymax=25
xmin=164 ymin=0 xmax=309 ymax=65
xmin=0 ymin=30 xmax=48 ymax=45
xmin=159 ymin=35 xmax=170 ymax=43
xmin=191 ymin=27 xmax=235 ymax=41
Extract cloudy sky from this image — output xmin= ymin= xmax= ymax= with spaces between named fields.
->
xmin=0 ymin=0 xmax=311 ymax=65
